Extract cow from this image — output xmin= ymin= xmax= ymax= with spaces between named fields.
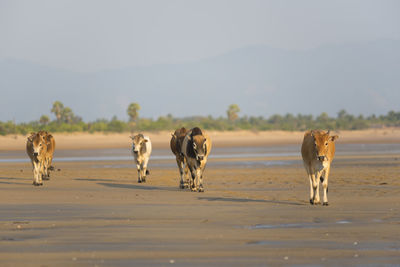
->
xmin=181 ymin=127 xmax=212 ymax=192
xmin=301 ymin=130 xmax=339 ymax=206
xmin=170 ymin=127 xmax=189 ymax=189
xmin=26 ymin=132 xmax=48 ymax=186
xmin=37 ymin=131 xmax=56 ymax=180
xmin=131 ymin=134 xmax=152 ymax=183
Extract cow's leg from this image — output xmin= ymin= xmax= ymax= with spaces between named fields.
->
xmin=313 ymin=169 xmax=323 ymax=204
xmin=136 ymin=164 xmax=142 ymax=183
xmin=33 ymin=162 xmax=42 ymax=186
xmin=42 ymin=158 xmax=49 ymax=180
xmin=38 ymin=161 xmax=44 ymax=185
xmin=304 ymin=163 xmax=315 ymax=204
xmin=177 ymin=158 xmax=185 ymax=189
xmin=141 ymin=161 xmax=148 ymax=183
xmin=196 ymin=168 xmax=204 ymax=192
xmin=198 ymin=164 xmax=207 ymax=192
xmin=184 ymin=162 xmax=189 ymax=187
xmin=188 ymin=165 xmax=196 ymax=191
xmin=33 ymin=162 xmax=39 ymax=186
xmin=322 ymin=168 xmax=330 ymax=206
xmin=46 ymin=157 xmax=52 ymax=179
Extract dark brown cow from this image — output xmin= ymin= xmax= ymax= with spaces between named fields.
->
xmin=301 ymin=130 xmax=338 ymax=205
xmin=170 ymin=127 xmax=189 ymax=189
xmin=181 ymin=127 xmax=212 ymax=192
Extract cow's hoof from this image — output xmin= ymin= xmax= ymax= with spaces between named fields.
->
xmin=198 ymin=188 xmax=204 ymax=193
xmin=42 ymin=177 xmax=50 ymax=181
xmin=310 ymin=199 xmax=314 ymax=205
xmin=191 ymin=187 xmax=197 ymax=192
xmin=179 ymin=183 xmax=185 ymax=189
xmin=314 ymin=201 xmax=321 ymax=205
xmin=137 ymin=180 xmax=142 ymax=183
xmin=33 ymin=182 xmax=43 ymax=186
xmin=323 ymin=202 xmax=329 ymax=206
xmin=142 ymin=177 xmax=146 ymax=183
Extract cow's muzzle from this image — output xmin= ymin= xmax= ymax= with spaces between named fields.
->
xmin=197 ymin=155 xmax=204 ymax=161
xmin=133 ymin=151 xmax=139 ymax=155
xmin=317 ymin=156 xmax=326 ymax=161
xmin=33 ymin=152 xmax=39 ymax=157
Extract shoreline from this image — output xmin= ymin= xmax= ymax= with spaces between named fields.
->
xmin=0 ymin=128 xmax=399 ymax=151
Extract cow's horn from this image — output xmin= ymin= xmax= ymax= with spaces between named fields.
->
xmin=327 ymin=130 xmax=330 ymax=135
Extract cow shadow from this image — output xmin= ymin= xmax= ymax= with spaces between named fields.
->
xmin=0 ymin=177 xmax=30 ymax=185
xmin=75 ymin=178 xmax=115 ymax=182
xmin=198 ymin=196 xmax=305 ymax=206
xmin=97 ymin=182 xmax=179 ymax=192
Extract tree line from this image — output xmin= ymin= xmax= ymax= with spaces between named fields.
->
xmin=0 ymin=101 xmax=399 ymax=135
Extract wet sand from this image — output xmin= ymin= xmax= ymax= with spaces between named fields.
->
xmin=0 ymin=150 xmax=400 ymax=266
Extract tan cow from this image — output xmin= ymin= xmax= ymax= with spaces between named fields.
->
xmin=131 ymin=134 xmax=152 ymax=183
xmin=26 ymin=132 xmax=48 ymax=186
xmin=181 ymin=127 xmax=212 ymax=192
xmin=38 ymin=131 xmax=56 ymax=180
xmin=170 ymin=127 xmax=190 ymax=189
xmin=301 ymin=130 xmax=338 ymax=205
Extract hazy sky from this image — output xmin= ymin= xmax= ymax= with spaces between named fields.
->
xmin=1 ymin=0 xmax=399 ymax=72
xmin=0 ymin=0 xmax=399 ymax=122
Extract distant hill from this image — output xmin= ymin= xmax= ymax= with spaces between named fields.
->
xmin=1 ymin=39 xmax=399 ymax=122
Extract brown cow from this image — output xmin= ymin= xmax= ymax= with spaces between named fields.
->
xmin=170 ymin=127 xmax=189 ymax=189
xmin=301 ymin=130 xmax=338 ymax=205
xmin=181 ymin=127 xmax=212 ymax=192
xmin=26 ymin=132 xmax=48 ymax=186
xmin=38 ymin=131 xmax=56 ymax=180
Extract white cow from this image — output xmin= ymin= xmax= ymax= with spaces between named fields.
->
xmin=131 ymin=134 xmax=152 ymax=183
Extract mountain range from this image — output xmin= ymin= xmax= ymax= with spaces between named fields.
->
xmin=0 ymin=39 xmax=399 ymax=122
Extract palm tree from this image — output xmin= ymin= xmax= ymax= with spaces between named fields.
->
xmin=227 ymin=104 xmax=240 ymax=122
xmin=51 ymin=101 xmax=64 ymax=122
xmin=127 ymin=103 xmax=141 ymax=122
xmin=39 ymin=115 xmax=50 ymax=125
xmin=61 ymin=107 xmax=74 ymax=123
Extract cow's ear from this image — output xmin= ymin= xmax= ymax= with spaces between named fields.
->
xmin=129 ymin=135 xmax=134 ymax=140
xmin=143 ymin=139 xmax=148 ymax=143
xmin=27 ymin=136 xmax=32 ymax=142
xmin=310 ymin=130 xmax=315 ymax=137
xmin=329 ymin=135 xmax=339 ymax=142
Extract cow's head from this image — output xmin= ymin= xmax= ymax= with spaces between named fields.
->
xmin=311 ymin=130 xmax=338 ymax=162
xmin=192 ymin=135 xmax=207 ymax=161
xmin=131 ymin=134 xmax=147 ymax=156
xmin=29 ymin=133 xmax=47 ymax=159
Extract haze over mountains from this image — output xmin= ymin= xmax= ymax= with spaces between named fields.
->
xmin=1 ymin=39 xmax=399 ymax=122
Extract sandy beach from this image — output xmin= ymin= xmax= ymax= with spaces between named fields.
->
xmin=1 ymin=128 xmax=400 ymax=151
xmin=0 ymin=129 xmax=399 ymax=266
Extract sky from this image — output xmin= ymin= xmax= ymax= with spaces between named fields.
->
xmin=1 ymin=0 xmax=399 ymax=72
xmin=0 ymin=0 xmax=399 ymax=121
